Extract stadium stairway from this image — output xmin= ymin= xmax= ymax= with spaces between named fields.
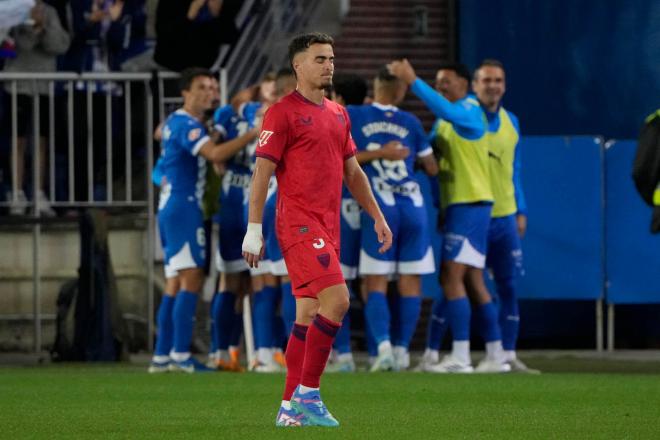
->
xmin=0 ymin=215 xmax=151 ymax=352
xmin=333 ymin=0 xmax=455 ymax=129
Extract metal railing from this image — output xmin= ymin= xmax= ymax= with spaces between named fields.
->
xmin=220 ymin=0 xmax=323 ymax=97
xmin=0 ymin=71 xmax=155 ymax=352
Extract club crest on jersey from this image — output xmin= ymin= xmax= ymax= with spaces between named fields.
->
xmin=297 ymin=116 xmax=313 ymax=126
xmin=258 ymin=130 xmax=274 ymax=147
xmin=317 ymin=253 xmax=330 ymax=268
xmin=312 ymin=238 xmax=325 ymax=249
xmin=188 ymin=128 xmax=202 ymax=141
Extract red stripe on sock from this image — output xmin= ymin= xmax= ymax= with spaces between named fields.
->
xmin=301 ymin=314 xmax=341 ymax=388
xmin=282 ymin=324 xmax=308 ymax=401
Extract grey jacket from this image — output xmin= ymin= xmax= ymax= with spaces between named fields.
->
xmin=4 ymin=2 xmax=71 ymax=95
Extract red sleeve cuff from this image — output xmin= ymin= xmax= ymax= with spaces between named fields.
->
xmin=343 ymin=150 xmax=356 ymax=161
xmin=255 ymin=151 xmax=280 ymax=164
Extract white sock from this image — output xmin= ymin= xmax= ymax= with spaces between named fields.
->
xmin=451 ymin=340 xmax=470 ymax=365
xmin=257 ymin=347 xmax=272 ymax=364
xmin=170 ymin=351 xmax=190 ymax=362
xmin=504 ymin=350 xmax=516 ymax=361
xmin=152 ymin=355 xmax=170 ymax=363
xmin=298 ymin=385 xmax=319 ymax=394
xmin=281 ymin=400 xmax=291 ymax=410
xmin=423 ymin=348 xmax=439 ymax=363
xmin=337 ymin=352 xmax=354 ymax=363
xmin=368 ymin=356 xmax=377 ymax=367
xmin=377 ymin=340 xmax=392 ymax=356
xmin=393 ymin=345 xmax=406 ymax=358
xmin=485 ymin=341 xmax=504 ymax=361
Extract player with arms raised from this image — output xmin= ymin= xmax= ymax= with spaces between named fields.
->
xmin=242 ymin=33 xmax=392 ymax=427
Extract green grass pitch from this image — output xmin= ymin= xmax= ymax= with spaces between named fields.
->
xmin=2 ymin=359 xmax=660 ymax=439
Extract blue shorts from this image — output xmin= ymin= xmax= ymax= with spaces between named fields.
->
xmin=216 ymin=168 xmax=250 ymax=273
xmin=158 ymin=195 xmax=207 ymax=278
xmin=442 ymin=202 xmax=492 ymax=269
xmin=359 ymin=188 xmax=435 ymax=275
xmin=486 ymin=214 xmax=524 ymax=280
xmin=339 ymin=196 xmax=361 ymax=280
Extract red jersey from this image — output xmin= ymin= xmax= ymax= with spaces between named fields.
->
xmin=255 ymin=91 xmax=357 ymax=252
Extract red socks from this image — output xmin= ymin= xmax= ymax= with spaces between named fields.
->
xmin=282 ymin=315 xmax=342 ymax=400
xmin=301 ymin=314 xmax=341 ymax=389
xmin=283 ymin=323 xmax=308 ymax=401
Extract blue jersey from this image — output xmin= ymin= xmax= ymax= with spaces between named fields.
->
xmin=159 ymin=109 xmax=208 ymax=204
xmin=213 ymin=102 xmax=261 ymax=171
xmin=348 ymin=103 xmax=432 ymax=188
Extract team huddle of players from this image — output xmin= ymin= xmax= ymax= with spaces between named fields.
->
xmin=149 ymin=46 xmax=534 ymax=376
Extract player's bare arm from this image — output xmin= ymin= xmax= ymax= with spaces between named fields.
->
xmin=197 ymin=129 xmax=259 ymax=163
xmin=355 ymin=140 xmax=410 ymax=164
xmin=241 ymin=157 xmax=277 ymax=267
xmin=343 ymin=156 xmax=393 ymax=253
xmin=418 ymin=152 xmax=439 ymax=176
xmin=517 ymin=213 xmax=527 ymax=238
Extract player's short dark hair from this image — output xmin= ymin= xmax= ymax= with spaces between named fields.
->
xmin=261 ymin=71 xmax=277 ymax=82
xmin=288 ymin=32 xmax=335 ymax=72
xmin=474 ymin=58 xmax=505 ymax=79
xmin=332 ymin=73 xmax=368 ymax=105
xmin=179 ymin=67 xmax=214 ymax=92
xmin=436 ymin=62 xmax=471 ymax=83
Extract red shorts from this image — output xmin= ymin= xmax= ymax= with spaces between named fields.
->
xmin=283 ymin=236 xmax=345 ymax=298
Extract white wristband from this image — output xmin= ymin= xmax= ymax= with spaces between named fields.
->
xmin=242 ymin=222 xmax=263 ymax=255
xmin=246 ymin=222 xmax=262 ymax=236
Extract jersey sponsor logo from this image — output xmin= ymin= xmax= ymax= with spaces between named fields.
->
xmin=258 ymin=130 xmax=274 ymax=147
xmin=488 ymin=150 xmax=502 ymax=163
xmin=317 ymin=253 xmax=330 ymax=268
xmin=299 ymin=226 xmax=309 ymax=234
xmin=312 ymin=238 xmax=326 ymax=249
xmin=188 ymin=128 xmax=202 ymax=142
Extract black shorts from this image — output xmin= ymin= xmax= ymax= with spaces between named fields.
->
xmin=15 ymin=94 xmax=50 ymax=137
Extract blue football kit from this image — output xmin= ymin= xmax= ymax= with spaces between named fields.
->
xmin=348 ymin=102 xmax=435 ymax=275
xmin=157 ymin=109 xmax=209 ymax=277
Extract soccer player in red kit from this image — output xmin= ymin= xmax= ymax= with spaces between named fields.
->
xmin=242 ymin=33 xmax=392 ymax=427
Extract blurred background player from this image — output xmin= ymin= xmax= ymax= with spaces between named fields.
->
xmin=472 ymin=59 xmax=538 ymax=373
xmin=209 ymin=73 xmax=267 ymax=371
xmin=350 ymin=67 xmax=438 ymax=372
xmin=242 ymin=33 xmax=392 ymax=427
xmin=325 ymin=72 xmax=368 ymax=373
xmin=389 ymin=60 xmax=509 ymax=373
xmin=232 ymin=69 xmax=295 ymax=372
xmin=149 ymin=68 xmax=251 ymax=373
xmin=255 ymin=68 xmax=298 ymax=373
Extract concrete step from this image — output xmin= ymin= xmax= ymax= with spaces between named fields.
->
xmin=341 ymin=15 xmax=449 ymax=28
xmin=347 ymin=2 xmax=448 ymax=14
xmin=339 ymin=27 xmax=447 ymax=40
xmin=336 ymin=44 xmax=450 ymax=59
